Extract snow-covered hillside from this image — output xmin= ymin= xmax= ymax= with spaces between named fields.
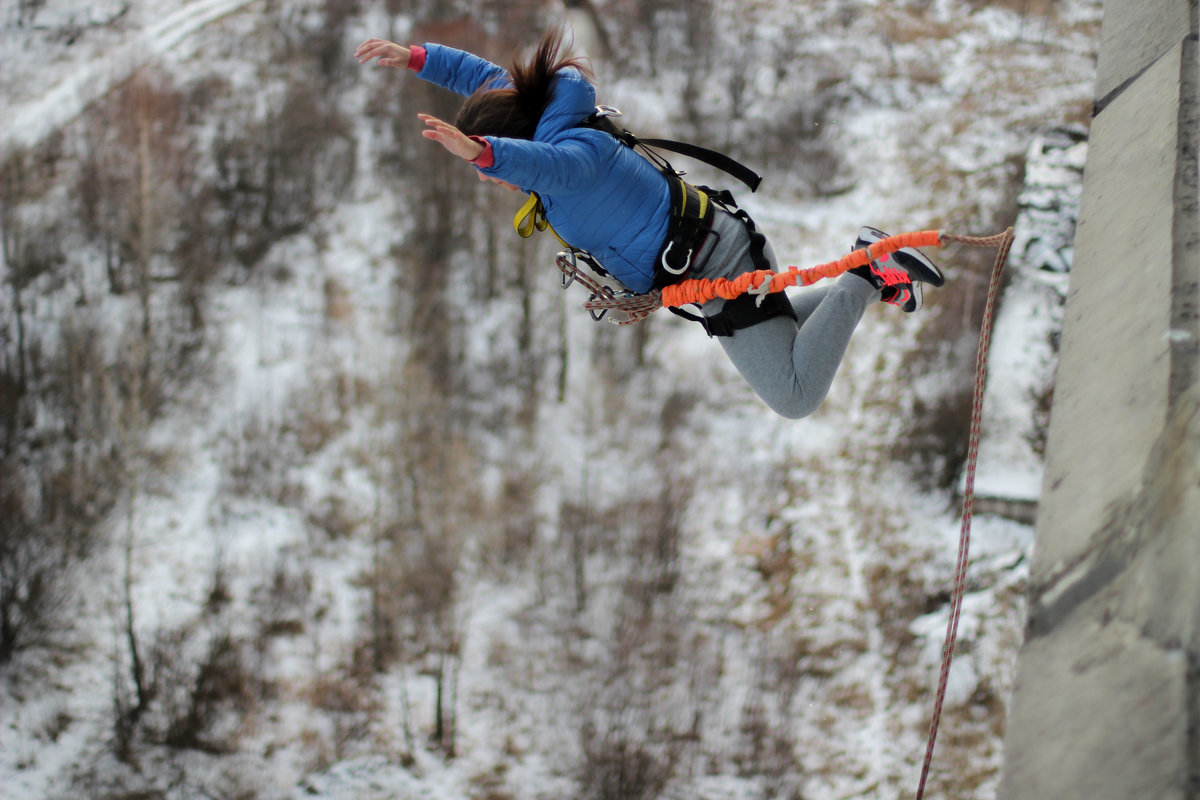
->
xmin=1 ymin=1 xmax=1099 ymax=798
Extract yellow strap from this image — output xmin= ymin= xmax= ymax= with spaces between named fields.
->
xmin=677 ymin=179 xmax=709 ymax=221
xmin=545 ymin=223 xmax=571 ymax=249
xmin=513 ymin=192 xmax=571 ymax=248
xmin=514 ymin=193 xmax=543 ymax=239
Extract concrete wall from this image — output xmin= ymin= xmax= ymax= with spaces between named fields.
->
xmin=998 ymin=1 xmax=1199 ymax=799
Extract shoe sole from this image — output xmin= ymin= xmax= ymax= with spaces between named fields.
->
xmin=856 ymin=226 xmax=945 ymax=287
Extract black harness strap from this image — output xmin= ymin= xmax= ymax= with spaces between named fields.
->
xmin=703 ymin=187 xmax=772 ymax=273
xmin=583 ymin=109 xmax=763 ymax=192
xmin=653 ymin=178 xmax=715 ymax=287
xmin=637 ymin=138 xmax=763 ymax=192
xmin=668 ymin=291 xmax=798 ymax=338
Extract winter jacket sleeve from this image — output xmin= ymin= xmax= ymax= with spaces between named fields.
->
xmin=481 ymin=136 xmax=603 ymax=194
xmin=473 ymin=67 xmax=599 ymax=192
xmin=414 ymin=43 xmax=511 ymax=97
xmin=406 ymin=45 xmax=427 ymax=72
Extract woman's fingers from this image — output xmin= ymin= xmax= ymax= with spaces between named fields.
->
xmin=354 ymin=38 xmax=408 ymax=67
xmin=420 ymin=116 xmax=463 ymax=151
xmin=419 ymin=115 xmax=456 ymax=148
xmin=354 ymin=39 xmax=391 ymax=60
xmin=419 ymin=114 xmax=458 ymax=141
xmin=419 ymin=113 xmax=452 ymax=130
xmin=418 ymin=115 xmax=483 ymax=160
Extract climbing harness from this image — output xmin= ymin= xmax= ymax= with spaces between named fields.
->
xmin=515 ymin=105 xmax=783 ymax=333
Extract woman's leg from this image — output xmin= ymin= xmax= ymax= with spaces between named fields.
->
xmin=693 ymin=211 xmax=878 ymax=419
xmin=789 ymin=283 xmax=835 ymax=326
xmin=706 ymin=275 xmax=876 ymax=419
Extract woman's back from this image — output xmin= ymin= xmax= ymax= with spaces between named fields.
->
xmin=418 ymin=43 xmax=672 ymax=292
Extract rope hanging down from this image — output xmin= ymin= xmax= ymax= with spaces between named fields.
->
xmin=561 ymin=227 xmax=1018 ymax=799
xmin=914 ymin=226 xmax=1014 ymax=800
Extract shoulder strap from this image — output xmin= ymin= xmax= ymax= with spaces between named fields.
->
xmin=636 ymin=137 xmax=762 ymax=192
xmin=583 ymin=108 xmax=763 ymax=192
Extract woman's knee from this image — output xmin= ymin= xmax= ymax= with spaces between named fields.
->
xmin=759 ymin=383 xmax=824 ymax=420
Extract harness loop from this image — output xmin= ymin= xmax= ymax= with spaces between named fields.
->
xmin=660 ymin=242 xmax=693 ymax=275
xmin=514 ymin=193 xmax=546 ymax=239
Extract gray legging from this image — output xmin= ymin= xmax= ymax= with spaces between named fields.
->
xmin=687 ymin=209 xmax=879 ymax=419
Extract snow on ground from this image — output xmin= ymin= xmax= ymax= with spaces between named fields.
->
xmin=1 ymin=0 xmax=265 ymax=150
xmin=970 ymin=125 xmax=1087 ymax=503
xmin=1 ymin=1 xmax=1100 ymax=798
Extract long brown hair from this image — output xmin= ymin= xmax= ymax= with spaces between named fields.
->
xmin=455 ymin=26 xmax=593 ymax=140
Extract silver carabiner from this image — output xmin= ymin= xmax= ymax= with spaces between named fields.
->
xmin=660 ymin=242 xmax=693 ymax=275
xmin=587 ymin=286 xmax=615 ymax=322
xmin=593 ymin=104 xmax=623 ymax=118
xmin=557 ymin=250 xmax=579 ymax=289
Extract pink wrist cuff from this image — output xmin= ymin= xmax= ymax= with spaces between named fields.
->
xmin=469 ymin=137 xmax=495 ymax=168
xmin=408 ymin=45 xmax=427 ymax=72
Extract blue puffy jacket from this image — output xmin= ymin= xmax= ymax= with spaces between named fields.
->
xmin=416 ymin=44 xmax=672 ymax=294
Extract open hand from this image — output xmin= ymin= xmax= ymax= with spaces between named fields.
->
xmin=355 ymin=39 xmax=411 ymax=68
xmin=419 ymin=114 xmax=486 ymax=161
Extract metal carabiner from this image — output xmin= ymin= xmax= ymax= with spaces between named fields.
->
xmin=587 ymin=286 xmax=615 ymax=322
xmin=557 ymin=250 xmax=579 ymax=289
xmin=593 ymin=104 xmax=623 ymax=119
xmin=660 ymin=242 xmax=693 ymax=276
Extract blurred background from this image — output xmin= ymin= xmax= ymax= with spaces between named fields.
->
xmin=1 ymin=1 xmax=1098 ymax=798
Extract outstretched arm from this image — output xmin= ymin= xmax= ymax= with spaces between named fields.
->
xmin=356 ymin=38 xmax=508 ymax=98
xmin=356 ymin=41 xmax=491 ymax=166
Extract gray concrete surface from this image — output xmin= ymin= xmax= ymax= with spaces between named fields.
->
xmin=1094 ymin=0 xmax=1195 ymax=109
xmin=998 ymin=1 xmax=1200 ymax=798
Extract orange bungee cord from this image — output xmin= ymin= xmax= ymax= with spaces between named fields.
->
xmin=659 ymin=229 xmax=944 ymax=308
xmin=567 ymin=228 xmax=1012 ymax=325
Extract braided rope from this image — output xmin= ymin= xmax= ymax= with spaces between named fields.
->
xmin=940 ymin=231 xmax=1018 ymax=250
xmin=557 ymin=253 xmax=663 ymax=325
xmin=914 ymin=227 xmax=1014 ymax=800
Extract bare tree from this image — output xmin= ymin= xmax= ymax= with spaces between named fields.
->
xmin=1 ymin=142 xmax=68 ymax=421
xmin=210 ymin=77 xmax=355 ymax=269
xmin=0 ymin=471 xmax=72 ymax=664
xmin=110 ymin=327 xmax=151 ymax=762
xmin=77 ymin=70 xmax=188 ymax=344
xmin=359 ymin=357 xmax=483 ymax=756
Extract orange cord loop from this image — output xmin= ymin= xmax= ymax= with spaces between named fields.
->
xmin=660 ymin=229 xmax=943 ymax=308
xmin=561 ymin=227 xmax=1016 ymax=336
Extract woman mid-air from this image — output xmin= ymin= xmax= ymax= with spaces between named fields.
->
xmin=355 ymin=28 xmax=943 ymax=419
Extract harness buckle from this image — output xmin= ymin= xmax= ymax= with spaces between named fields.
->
xmin=660 ymin=241 xmax=693 ymax=276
